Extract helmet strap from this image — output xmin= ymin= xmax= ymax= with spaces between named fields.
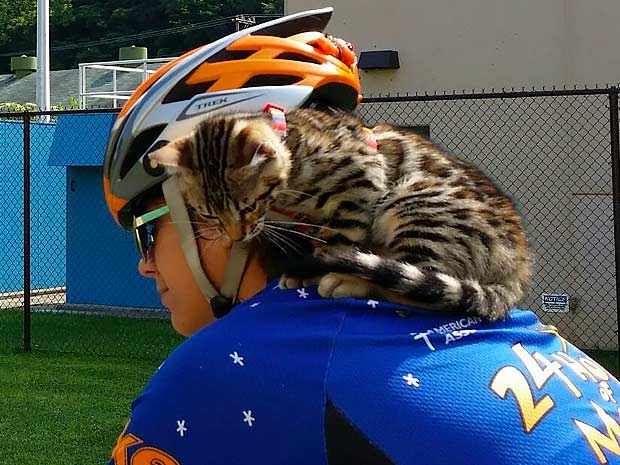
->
xmin=161 ymin=176 xmax=249 ymax=318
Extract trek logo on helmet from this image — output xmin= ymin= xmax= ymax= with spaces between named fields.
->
xmin=178 ymin=91 xmax=265 ymax=120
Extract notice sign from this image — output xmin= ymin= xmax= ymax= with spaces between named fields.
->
xmin=542 ymin=293 xmax=570 ymax=313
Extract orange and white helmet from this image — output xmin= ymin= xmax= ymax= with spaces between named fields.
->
xmin=102 ymin=8 xmax=362 ymax=317
xmin=104 ymin=7 xmax=361 ymax=229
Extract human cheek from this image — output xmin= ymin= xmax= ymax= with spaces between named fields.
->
xmin=198 ymin=236 xmax=233 ymax=288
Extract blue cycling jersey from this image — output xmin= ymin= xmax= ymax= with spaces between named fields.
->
xmin=109 ymin=282 xmax=620 ymax=465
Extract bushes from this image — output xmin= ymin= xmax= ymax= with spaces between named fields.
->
xmin=0 ymin=99 xmax=80 ymax=121
xmin=0 ymin=97 xmax=80 ymax=113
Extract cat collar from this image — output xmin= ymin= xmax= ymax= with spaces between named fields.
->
xmin=263 ymin=103 xmax=288 ymax=139
xmin=362 ymin=127 xmax=378 ymax=151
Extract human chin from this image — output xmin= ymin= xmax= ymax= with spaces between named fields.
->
xmin=170 ymin=300 xmax=214 ymax=336
xmin=168 ymin=303 xmax=193 ymax=337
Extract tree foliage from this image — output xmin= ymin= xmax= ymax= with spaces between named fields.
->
xmin=0 ymin=0 xmax=283 ymax=72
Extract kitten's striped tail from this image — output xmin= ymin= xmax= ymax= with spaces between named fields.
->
xmin=285 ymin=251 xmax=522 ymax=321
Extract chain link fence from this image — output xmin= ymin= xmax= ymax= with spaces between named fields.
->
xmin=359 ymin=89 xmax=620 ymax=352
xmin=0 ymin=88 xmax=618 ymax=361
xmin=0 ymin=109 xmax=183 ymax=361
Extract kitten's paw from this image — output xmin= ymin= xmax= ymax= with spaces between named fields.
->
xmin=279 ymin=275 xmax=304 ymax=289
xmin=302 ymin=276 xmax=322 ymax=287
xmin=318 ymin=273 xmax=373 ymax=299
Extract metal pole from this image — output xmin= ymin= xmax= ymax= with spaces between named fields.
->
xmin=113 ymin=70 xmax=118 ymax=108
xmin=23 ymin=114 xmax=31 ymax=353
xmin=36 ymin=0 xmax=50 ymax=121
xmin=78 ymin=64 xmax=85 ymax=109
xmin=609 ymin=89 xmax=620 ymax=375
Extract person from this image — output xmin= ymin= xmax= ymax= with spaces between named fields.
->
xmin=103 ymin=8 xmax=620 ymax=465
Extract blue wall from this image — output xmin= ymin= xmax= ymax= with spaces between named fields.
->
xmin=0 ymin=120 xmax=65 ymax=291
xmin=66 ymin=166 xmax=163 ymax=308
xmin=50 ymin=114 xmax=163 ymax=309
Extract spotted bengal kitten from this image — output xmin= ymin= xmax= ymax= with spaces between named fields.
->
xmin=149 ymin=108 xmax=531 ymax=321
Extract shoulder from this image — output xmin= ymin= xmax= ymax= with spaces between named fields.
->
xmin=142 ymin=285 xmax=351 ymax=400
xmin=326 ymin=306 xmax=620 ymax=463
xmin=120 ymin=285 xmax=350 ymax=464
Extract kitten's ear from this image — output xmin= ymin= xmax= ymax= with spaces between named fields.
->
xmin=236 ymin=127 xmax=276 ymax=167
xmin=148 ymin=136 xmax=191 ymax=168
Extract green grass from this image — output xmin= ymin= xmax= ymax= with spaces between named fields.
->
xmin=0 ymin=351 xmax=159 ymax=465
xmin=585 ymin=349 xmax=620 ymax=378
xmin=0 ymin=310 xmax=184 ymax=464
xmin=0 ymin=308 xmax=183 ymax=360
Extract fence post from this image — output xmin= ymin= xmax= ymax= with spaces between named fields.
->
xmin=609 ymin=89 xmax=620 ymax=372
xmin=23 ymin=113 xmax=31 ymax=352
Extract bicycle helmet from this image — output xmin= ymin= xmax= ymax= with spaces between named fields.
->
xmin=103 ymin=7 xmax=362 ymax=317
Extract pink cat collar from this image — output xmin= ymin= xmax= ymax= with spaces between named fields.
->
xmin=362 ymin=127 xmax=378 ymax=151
xmin=263 ymin=103 xmax=288 ymax=137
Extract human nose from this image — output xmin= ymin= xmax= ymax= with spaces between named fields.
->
xmin=138 ymin=255 xmax=157 ymax=278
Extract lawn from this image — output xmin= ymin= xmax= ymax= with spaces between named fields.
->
xmin=0 ymin=309 xmax=183 ymax=464
xmin=585 ymin=349 xmax=619 ymax=378
xmin=0 ymin=351 xmax=158 ymax=465
xmin=0 ymin=308 xmax=183 ymax=360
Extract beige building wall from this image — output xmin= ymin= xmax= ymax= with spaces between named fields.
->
xmin=286 ymin=0 xmax=620 ymax=95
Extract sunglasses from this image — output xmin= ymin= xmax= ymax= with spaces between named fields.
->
xmin=132 ymin=204 xmax=170 ymax=260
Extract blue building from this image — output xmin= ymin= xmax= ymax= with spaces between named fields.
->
xmin=48 ymin=113 xmax=163 ymax=309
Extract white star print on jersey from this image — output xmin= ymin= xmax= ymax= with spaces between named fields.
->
xmin=176 ymin=420 xmax=187 ymax=437
xmin=243 ymin=410 xmax=255 ymax=427
xmin=229 ymin=351 xmax=244 ymax=366
xmin=367 ymin=300 xmax=379 ymax=309
xmin=112 ymin=280 xmax=615 ymax=465
xmin=403 ymin=373 xmax=420 ymax=387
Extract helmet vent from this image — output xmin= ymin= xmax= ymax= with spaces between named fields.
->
xmin=207 ymin=49 xmax=255 ymax=63
xmin=120 ymin=124 xmax=166 ymax=178
xmin=162 ymin=80 xmax=217 ymax=104
xmin=242 ymin=75 xmax=301 ymax=88
xmin=276 ymin=52 xmax=321 ymax=65
xmin=310 ymin=83 xmax=359 ymax=112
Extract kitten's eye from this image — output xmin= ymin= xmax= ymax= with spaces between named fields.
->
xmin=240 ymin=205 xmax=256 ymax=216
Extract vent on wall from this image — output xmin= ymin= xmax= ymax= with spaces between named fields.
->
xmin=358 ymin=50 xmax=400 ymax=70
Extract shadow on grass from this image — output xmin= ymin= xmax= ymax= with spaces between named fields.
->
xmin=0 ymin=308 xmax=183 ymax=360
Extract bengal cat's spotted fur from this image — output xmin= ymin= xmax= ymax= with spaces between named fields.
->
xmin=149 ymin=108 xmax=531 ymax=320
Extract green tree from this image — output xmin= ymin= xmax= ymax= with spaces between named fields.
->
xmin=261 ymin=0 xmax=283 ymax=15
xmin=0 ymin=0 xmax=283 ymax=72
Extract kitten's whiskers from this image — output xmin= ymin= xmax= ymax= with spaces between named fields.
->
xmin=261 ymin=229 xmax=291 ymax=255
xmin=262 ymin=226 xmax=307 ymax=255
xmin=265 ymin=219 xmax=336 ymax=233
xmin=265 ymin=224 xmax=326 ymax=244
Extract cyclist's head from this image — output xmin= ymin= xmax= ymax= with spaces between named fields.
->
xmin=103 ymin=8 xmax=361 ymax=317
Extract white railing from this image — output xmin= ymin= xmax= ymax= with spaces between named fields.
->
xmin=78 ymin=57 xmax=176 ymax=108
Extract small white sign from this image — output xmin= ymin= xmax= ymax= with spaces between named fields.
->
xmin=542 ymin=293 xmax=570 ymax=313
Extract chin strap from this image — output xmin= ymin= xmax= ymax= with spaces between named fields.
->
xmin=162 ymin=176 xmax=249 ymax=319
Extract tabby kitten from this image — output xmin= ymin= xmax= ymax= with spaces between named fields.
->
xmin=149 ymin=108 xmax=531 ymax=321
